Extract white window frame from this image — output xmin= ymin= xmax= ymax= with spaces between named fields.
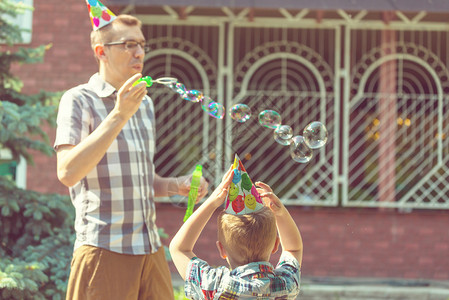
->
xmin=4 ymin=0 xmax=34 ymax=44
xmin=0 ymin=149 xmax=26 ymax=189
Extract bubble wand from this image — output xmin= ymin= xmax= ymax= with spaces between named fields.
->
xmin=183 ymin=164 xmax=203 ymax=222
xmin=133 ymin=76 xmax=179 ymax=87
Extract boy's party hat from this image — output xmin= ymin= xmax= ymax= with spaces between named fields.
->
xmin=225 ymin=154 xmax=264 ymax=215
xmin=85 ymin=0 xmax=116 ymax=31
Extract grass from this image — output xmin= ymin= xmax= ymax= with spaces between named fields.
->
xmin=174 ymin=287 xmax=189 ymax=300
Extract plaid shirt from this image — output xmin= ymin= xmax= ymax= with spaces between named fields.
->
xmin=54 ymin=73 xmax=161 ymax=255
xmin=185 ymin=253 xmax=301 ymax=299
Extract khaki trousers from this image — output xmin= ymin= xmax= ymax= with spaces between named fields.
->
xmin=66 ymin=245 xmax=174 ymax=300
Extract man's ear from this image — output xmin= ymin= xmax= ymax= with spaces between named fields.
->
xmin=216 ymin=241 xmax=227 ymax=259
xmin=271 ymin=236 xmax=280 ymax=254
xmin=94 ymin=44 xmax=107 ymax=62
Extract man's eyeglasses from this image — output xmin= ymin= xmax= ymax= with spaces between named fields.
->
xmin=103 ymin=40 xmax=150 ymax=53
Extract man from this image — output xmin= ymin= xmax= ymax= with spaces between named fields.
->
xmin=54 ymin=3 xmax=208 ymax=299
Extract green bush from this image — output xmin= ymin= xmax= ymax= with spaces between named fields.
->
xmin=0 ymin=177 xmax=74 ymax=300
xmin=0 ymin=1 xmax=74 ymax=299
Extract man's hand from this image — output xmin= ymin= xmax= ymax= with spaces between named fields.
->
xmin=177 ymin=175 xmax=209 ymax=203
xmin=115 ymin=73 xmax=148 ymax=120
xmin=56 ymin=74 xmax=148 ymax=187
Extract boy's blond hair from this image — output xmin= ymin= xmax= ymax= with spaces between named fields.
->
xmin=90 ymin=15 xmax=142 ymax=63
xmin=217 ymin=207 xmax=277 ymax=265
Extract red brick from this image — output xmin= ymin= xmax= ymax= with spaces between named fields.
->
xmin=374 ymin=241 xmax=389 ymax=249
xmin=418 ymin=227 xmax=435 ymax=235
xmin=373 ymin=271 xmax=389 ymax=277
xmin=359 ymin=256 xmax=374 ymax=264
xmin=434 ymin=272 xmax=449 ymax=280
xmin=329 ymin=256 xmax=344 ymax=263
xmin=387 ymin=257 xmax=404 ymax=265
xmin=403 ymin=271 xmax=420 ymax=279
xmin=360 ymin=226 xmax=375 ymax=234
xmin=344 ymin=240 xmax=361 ymax=249
xmin=435 ymin=243 xmax=449 ymax=251
xmin=418 ymin=257 xmax=434 ymax=266
xmin=404 ymin=243 xmax=420 ymax=250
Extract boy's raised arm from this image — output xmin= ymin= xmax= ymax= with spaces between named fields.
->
xmin=169 ymin=166 xmax=234 ymax=280
xmin=256 ymin=182 xmax=303 ymax=267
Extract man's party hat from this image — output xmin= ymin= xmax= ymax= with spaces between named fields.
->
xmin=225 ymin=154 xmax=264 ymax=215
xmin=85 ymin=0 xmax=116 ymax=31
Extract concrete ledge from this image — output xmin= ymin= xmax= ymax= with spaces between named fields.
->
xmin=301 ymin=285 xmax=449 ymax=300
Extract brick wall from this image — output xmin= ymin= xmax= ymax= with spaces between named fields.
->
xmin=11 ymin=0 xmax=108 ymax=194
xmin=10 ymin=0 xmax=449 ymax=281
xmin=13 ymin=0 xmax=97 ymax=94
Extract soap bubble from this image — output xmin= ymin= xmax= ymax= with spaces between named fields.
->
xmin=258 ymin=110 xmax=282 ymax=129
xmin=274 ymin=125 xmax=293 ymax=146
xmin=208 ymin=102 xmax=225 ymax=119
xmin=303 ymin=121 xmax=328 ymax=149
xmin=229 ymin=104 xmax=251 ymax=122
xmin=170 ymin=82 xmax=188 ymax=97
xmin=201 ymin=96 xmax=215 ymax=112
xmin=202 ymin=97 xmax=225 ymax=119
xmin=290 ymin=135 xmax=313 ymax=163
xmin=182 ymin=90 xmax=203 ymax=102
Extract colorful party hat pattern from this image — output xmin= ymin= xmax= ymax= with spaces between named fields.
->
xmin=225 ymin=154 xmax=264 ymax=215
xmin=85 ymin=0 xmax=116 ymax=31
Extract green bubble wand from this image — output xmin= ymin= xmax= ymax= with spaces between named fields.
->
xmin=133 ymin=76 xmax=178 ymax=87
xmin=183 ymin=164 xmax=203 ymax=222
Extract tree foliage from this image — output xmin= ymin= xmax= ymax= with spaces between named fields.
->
xmin=0 ymin=1 xmax=58 ymax=164
xmin=0 ymin=1 xmax=75 ymax=299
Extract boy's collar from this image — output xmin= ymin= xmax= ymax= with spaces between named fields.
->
xmin=229 ymin=261 xmax=274 ymax=276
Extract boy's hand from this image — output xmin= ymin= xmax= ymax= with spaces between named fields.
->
xmin=206 ymin=165 xmax=234 ymax=208
xmin=169 ymin=165 xmax=234 ymax=281
xmin=256 ymin=181 xmax=284 ymax=216
xmin=257 ymin=181 xmax=303 ymax=267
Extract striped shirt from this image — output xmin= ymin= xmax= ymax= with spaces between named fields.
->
xmin=185 ymin=253 xmax=301 ymax=299
xmin=54 ymin=73 xmax=161 ymax=255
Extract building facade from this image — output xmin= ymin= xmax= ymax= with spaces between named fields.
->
xmin=10 ymin=0 xmax=449 ymax=282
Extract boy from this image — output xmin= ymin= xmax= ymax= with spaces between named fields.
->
xmin=169 ymin=165 xmax=303 ymax=299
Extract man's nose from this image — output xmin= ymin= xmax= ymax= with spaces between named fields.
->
xmin=135 ymin=44 xmax=145 ymax=57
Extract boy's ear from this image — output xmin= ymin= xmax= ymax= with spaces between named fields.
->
xmin=271 ymin=236 xmax=280 ymax=254
xmin=216 ymin=241 xmax=227 ymax=259
xmin=94 ymin=44 xmax=107 ymax=62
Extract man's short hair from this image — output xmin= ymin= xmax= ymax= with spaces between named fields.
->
xmin=217 ymin=207 xmax=277 ymax=265
xmin=90 ymin=14 xmax=142 ymax=49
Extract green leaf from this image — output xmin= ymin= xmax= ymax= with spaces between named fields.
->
xmin=23 ymin=278 xmax=38 ymax=291
xmin=52 ymin=293 xmax=62 ymax=300
xmin=1 ymin=205 xmax=10 ymax=216
xmin=33 ymin=210 xmax=42 ymax=221
xmin=0 ymin=277 xmax=18 ymax=289
xmin=9 ymin=200 xmax=19 ymax=212
xmin=3 ymin=102 xmax=20 ymax=120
